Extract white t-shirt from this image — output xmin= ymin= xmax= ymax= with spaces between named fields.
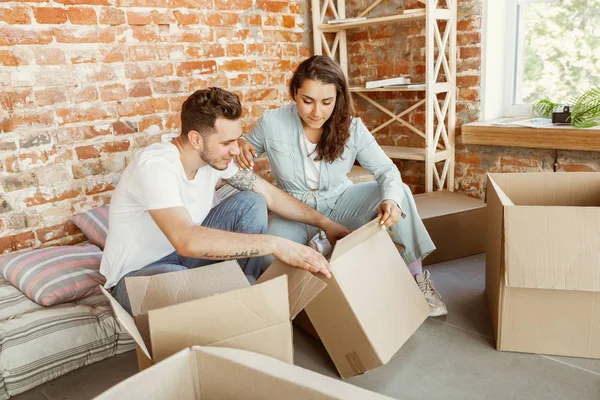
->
xmin=100 ymin=134 xmax=238 ymax=288
xmin=303 ymin=135 xmax=321 ymax=190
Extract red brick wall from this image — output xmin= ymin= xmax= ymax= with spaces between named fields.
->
xmin=0 ymin=0 xmax=310 ymax=253
xmin=3 ymin=0 xmax=599 ymax=254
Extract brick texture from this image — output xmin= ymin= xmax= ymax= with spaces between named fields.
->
xmin=3 ymin=0 xmax=598 ymax=254
xmin=0 ymin=0 xmax=310 ymax=253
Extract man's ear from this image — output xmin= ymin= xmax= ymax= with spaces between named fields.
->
xmin=187 ymin=130 xmax=203 ymax=151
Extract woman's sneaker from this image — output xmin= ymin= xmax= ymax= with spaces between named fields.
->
xmin=415 ymin=270 xmax=448 ymax=317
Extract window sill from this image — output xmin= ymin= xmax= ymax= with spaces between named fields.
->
xmin=462 ymin=118 xmax=600 ymax=152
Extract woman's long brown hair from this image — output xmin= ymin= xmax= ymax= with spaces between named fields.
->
xmin=289 ymin=55 xmax=355 ymax=163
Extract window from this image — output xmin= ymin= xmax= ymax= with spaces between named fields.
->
xmin=482 ymin=0 xmax=600 ymax=118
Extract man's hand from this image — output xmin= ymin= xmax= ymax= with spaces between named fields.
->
xmin=234 ymin=138 xmax=257 ymax=170
xmin=272 ymin=237 xmax=332 ymax=278
xmin=377 ymin=199 xmax=403 ymax=229
xmin=321 ymin=220 xmax=352 ymax=247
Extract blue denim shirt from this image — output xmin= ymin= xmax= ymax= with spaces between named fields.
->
xmin=244 ymin=105 xmax=405 ymax=209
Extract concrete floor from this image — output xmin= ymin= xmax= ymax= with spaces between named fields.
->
xmin=13 ymin=254 xmax=600 ymax=400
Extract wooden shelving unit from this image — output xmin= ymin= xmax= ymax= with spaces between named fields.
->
xmin=311 ymin=0 xmax=457 ymax=192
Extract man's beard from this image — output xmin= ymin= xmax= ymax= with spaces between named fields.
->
xmin=199 ymin=147 xmax=227 ymax=171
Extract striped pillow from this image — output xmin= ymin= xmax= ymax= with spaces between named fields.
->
xmin=70 ymin=205 xmax=109 ymax=250
xmin=0 ymin=244 xmax=106 ymax=306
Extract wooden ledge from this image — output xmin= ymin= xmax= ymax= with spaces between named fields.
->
xmin=462 ymin=118 xmax=600 ymax=152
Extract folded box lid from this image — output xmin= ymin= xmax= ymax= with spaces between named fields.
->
xmin=148 ymin=274 xmax=291 ymax=363
xmin=328 ymin=218 xmax=382 ymax=262
xmin=256 ymin=259 xmax=326 ymax=319
xmin=100 ymin=285 xmax=153 ymax=358
xmin=95 ymin=346 xmax=395 ymax=399
xmin=126 ymin=260 xmax=250 ymax=316
xmin=101 ymin=261 xmax=253 ymax=360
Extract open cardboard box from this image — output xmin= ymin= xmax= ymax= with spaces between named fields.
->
xmin=94 ymin=346 xmax=394 ymax=400
xmin=486 ymin=172 xmax=600 ymax=359
xmin=258 ymin=219 xmax=430 ymax=378
xmin=101 ymin=261 xmax=322 ymax=370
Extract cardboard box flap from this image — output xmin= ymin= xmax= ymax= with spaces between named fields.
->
xmin=125 ymin=261 xmax=249 ymax=316
xmin=330 ymin=218 xmax=381 ymax=263
xmin=487 ymin=175 xmax=515 ymax=207
xmin=488 ymin=172 xmax=600 ymax=207
xmin=504 ymin=206 xmax=600 ymax=292
xmin=415 ymin=190 xmax=485 ymax=219
xmin=484 ymin=174 xmax=507 ymax=342
xmin=95 ymin=346 xmax=394 ymax=399
xmin=256 ymin=260 xmax=327 ymax=319
xmin=202 ymin=321 xmax=293 ymax=364
xmin=99 ymin=286 xmax=152 ymax=359
xmin=192 ymin=346 xmax=394 ymax=399
xmin=148 ymin=275 xmax=290 ymax=361
xmin=94 ymin=348 xmax=197 ymax=399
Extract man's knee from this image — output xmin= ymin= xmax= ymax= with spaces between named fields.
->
xmin=233 ymin=192 xmax=268 ymax=233
xmin=234 ymin=191 xmax=267 ymax=208
xmin=156 ymin=264 xmax=188 ymax=274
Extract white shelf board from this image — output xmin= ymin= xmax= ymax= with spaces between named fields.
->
xmin=350 ymin=85 xmax=426 ymax=92
xmin=319 ymin=11 xmax=426 ymax=32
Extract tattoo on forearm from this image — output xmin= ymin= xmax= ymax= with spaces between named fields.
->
xmin=225 ymin=169 xmax=259 ymax=192
xmin=202 ymin=249 xmax=260 ymax=259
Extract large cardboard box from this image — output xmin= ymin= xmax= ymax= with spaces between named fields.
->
xmin=486 ymin=172 xmax=600 ymax=359
xmin=101 ymin=261 xmax=313 ymax=370
xmin=95 ymin=346 xmax=394 ymax=400
xmin=347 ymin=165 xmax=375 ymax=183
xmin=258 ymin=219 xmax=430 ymax=378
xmin=414 ymin=191 xmax=487 ymax=266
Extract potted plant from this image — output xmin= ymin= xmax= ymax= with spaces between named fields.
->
xmin=532 ymin=85 xmax=600 ymax=128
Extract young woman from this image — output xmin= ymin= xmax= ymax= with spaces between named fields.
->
xmin=235 ymin=55 xmax=446 ymax=317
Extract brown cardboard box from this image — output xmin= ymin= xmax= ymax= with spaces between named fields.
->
xmin=347 ymin=165 xmax=375 ymax=183
xmin=258 ymin=219 xmax=430 ymax=378
xmin=101 ymin=261 xmax=315 ymax=370
xmin=94 ymin=346 xmax=394 ymax=400
xmin=414 ymin=191 xmax=487 ymax=266
xmin=486 ymin=172 xmax=600 ymax=359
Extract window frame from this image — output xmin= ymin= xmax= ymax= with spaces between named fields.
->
xmin=503 ymin=0 xmax=533 ymax=117
xmin=482 ymin=0 xmax=559 ymax=119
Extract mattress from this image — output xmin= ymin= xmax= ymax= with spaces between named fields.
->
xmin=0 ymin=275 xmax=135 ymax=399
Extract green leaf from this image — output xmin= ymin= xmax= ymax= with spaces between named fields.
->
xmin=531 ymin=99 xmax=558 ymax=118
xmin=569 ymin=85 xmax=600 ymax=128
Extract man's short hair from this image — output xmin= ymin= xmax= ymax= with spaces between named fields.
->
xmin=180 ymin=87 xmax=242 ymax=139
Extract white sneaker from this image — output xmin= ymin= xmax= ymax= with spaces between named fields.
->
xmin=415 ymin=270 xmax=448 ymax=317
xmin=308 ymin=231 xmax=332 ymax=257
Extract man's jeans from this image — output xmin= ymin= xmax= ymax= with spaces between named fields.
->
xmin=112 ymin=191 xmax=268 ymax=315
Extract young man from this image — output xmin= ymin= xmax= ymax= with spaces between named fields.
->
xmin=100 ymin=87 xmax=351 ymax=314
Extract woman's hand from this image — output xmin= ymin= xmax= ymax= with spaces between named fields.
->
xmin=234 ymin=139 xmax=257 ymax=170
xmin=377 ymin=199 xmax=403 ymax=228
